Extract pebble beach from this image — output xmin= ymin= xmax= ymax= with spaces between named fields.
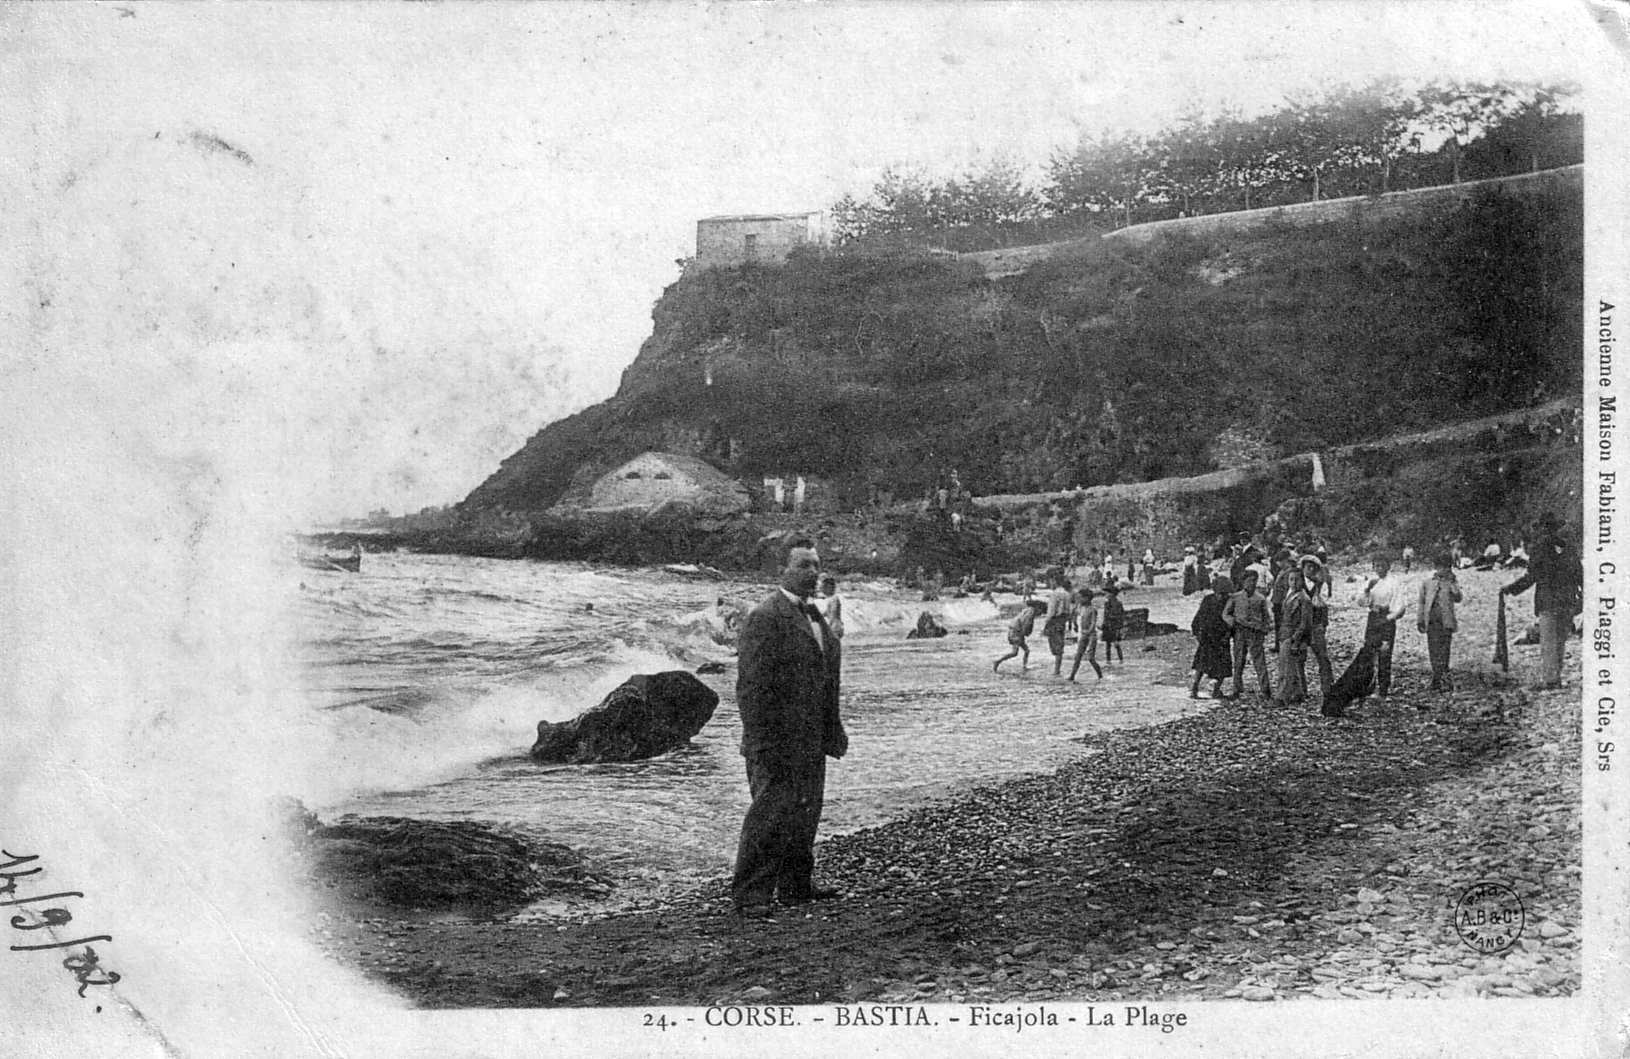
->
xmin=312 ymin=566 xmax=1581 ymax=1007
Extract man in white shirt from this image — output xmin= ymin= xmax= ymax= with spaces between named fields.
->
xmin=1359 ymin=556 xmax=1408 ymax=697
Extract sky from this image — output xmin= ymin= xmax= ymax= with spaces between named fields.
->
xmin=8 ymin=0 xmax=1596 ymax=522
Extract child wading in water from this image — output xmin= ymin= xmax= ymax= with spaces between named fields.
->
xmin=1068 ymin=587 xmax=1104 ymax=681
xmin=994 ymin=600 xmax=1048 ymax=673
xmin=1101 ymin=584 xmax=1126 ymax=663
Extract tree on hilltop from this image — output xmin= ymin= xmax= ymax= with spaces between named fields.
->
xmin=1046 ymin=131 xmax=1154 ymax=227
xmin=832 ymin=159 xmax=1043 ymax=249
xmin=1415 ymin=81 xmax=1520 ymax=184
xmin=1466 ymin=82 xmax=1582 ymax=177
xmin=831 ymin=79 xmax=1579 ymax=248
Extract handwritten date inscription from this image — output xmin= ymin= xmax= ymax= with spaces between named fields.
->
xmin=3 ymin=849 xmax=121 ymax=1004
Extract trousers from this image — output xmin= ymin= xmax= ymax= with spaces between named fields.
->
xmin=1537 ymin=610 xmax=1567 ymax=685
xmin=1365 ymin=612 xmax=1396 ymax=694
xmin=732 ymin=753 xmax=826 ymax=906
xmin=1232 ymin=630 xmax=1270 ymax=696
xmin=1308 ymin=624 xmax=1333 ymax=695
xmin=1426 ymin=622 xmax=1453 ymax=687
xmin=1069 ymin=627 xmax=1101 ymax=679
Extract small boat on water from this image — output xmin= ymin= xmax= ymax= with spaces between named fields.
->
xmin=298 ymin=545 xmax=363 ymax=573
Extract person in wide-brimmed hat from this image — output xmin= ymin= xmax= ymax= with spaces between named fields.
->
xmin=1181 ymin=545 xmax=1201 ymax=596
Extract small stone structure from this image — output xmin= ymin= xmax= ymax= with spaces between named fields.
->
xmin=695 ymin=211 xmax=828 ymax=269
xmin=574 ymin=452 xmax=750 ymax=517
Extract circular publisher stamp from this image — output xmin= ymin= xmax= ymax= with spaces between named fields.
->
xmin=1454 ymin=881 xmax=1525 ymax=954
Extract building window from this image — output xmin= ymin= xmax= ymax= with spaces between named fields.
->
xmin=744 ymin=233 xmax=758 ymax=262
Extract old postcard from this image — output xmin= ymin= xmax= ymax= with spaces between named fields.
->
xmin=2 ymin=1 xmax=1625 ymax=1055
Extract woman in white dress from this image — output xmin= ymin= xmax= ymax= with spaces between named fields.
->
xmin=814 ymin=573 xmax=844 ymax=640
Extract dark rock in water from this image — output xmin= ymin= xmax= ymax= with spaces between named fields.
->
xmin=294 ymin=813 xmax=606 ymax=909
xmin=1118 ymin=608 xmax=1181 ymax=639
xmin=695 ymin=660 xmax=728 ymax=675
xmin=906 ymin=611 xmax=949 ymax=639
xmin=531 ymin=670 xmax=719 ymax=764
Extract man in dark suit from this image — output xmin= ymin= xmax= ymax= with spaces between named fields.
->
xmin=731 ymin=536 xmax=848 ymax=917
xmin=1501 ymin=513 xmax=1583 ymax=689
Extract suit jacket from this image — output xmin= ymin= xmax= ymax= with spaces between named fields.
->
xmin=737 ymin=590 xmax=845 ymax=762
xmin=1222 ymin=589 xmax=1270 ymax=633
xmin=1417 ymin=574 xmax=1463 ymax=632
xmin=1279 ymin=590 xmax=1312 ymax=648
xmin=1505 ymin=532 xmax=1582 ymax=617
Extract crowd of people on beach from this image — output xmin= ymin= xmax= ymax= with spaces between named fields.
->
xmin=726 ymin=513 xmax=1581 ymax=917
xmin=985 ymin=513 xmax=1582 ymax=718
xmin=993 ymin=569 xmax=1132 ymax=680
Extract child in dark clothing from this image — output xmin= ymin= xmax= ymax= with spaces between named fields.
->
xmin=1101 ymin=585 xmax=1126 ymax=663
xmin=994 ymin=600 xmax=1048 ymax=672
xmin=1189 ymin=574 xmax=1233 ymax=697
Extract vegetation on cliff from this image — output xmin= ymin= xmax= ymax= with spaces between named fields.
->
xmin=463 ymin=172 xmax=1581 ymax=523
xmin=831 ymin=80 xmax=1580 ymax=251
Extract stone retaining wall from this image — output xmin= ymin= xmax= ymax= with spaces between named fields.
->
xmin=958 ymin=166 xmax=1582 ymax=277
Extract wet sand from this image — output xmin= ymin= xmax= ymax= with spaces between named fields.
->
xmin=309 ymin=568 xmax=1580 ymax=1007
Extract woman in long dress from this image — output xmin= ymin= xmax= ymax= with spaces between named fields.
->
xmin=1189 ymin=574 xmax=1233 ymax=698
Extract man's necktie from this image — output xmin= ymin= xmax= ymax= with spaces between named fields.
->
xmin=801 ymin=602 xmax=825 ymax=651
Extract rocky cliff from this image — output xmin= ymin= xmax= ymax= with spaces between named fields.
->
xmin=458 ymin=170 xmax=1583 ymax=566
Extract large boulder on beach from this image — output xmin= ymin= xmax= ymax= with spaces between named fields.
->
xmin=531 ymin=671 xmax=719 ymax=764
xmin=906 ymin=611 xmax=949 ymax=639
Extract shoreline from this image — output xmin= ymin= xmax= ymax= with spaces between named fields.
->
xmin=311 ymin=576 xmax=1581 ymax=1008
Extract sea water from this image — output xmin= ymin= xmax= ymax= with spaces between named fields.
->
xmin=291 ymin=553 xmax=1210 ymax=912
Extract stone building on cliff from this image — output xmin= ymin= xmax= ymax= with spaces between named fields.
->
xmin=566 ymin=452 xmax=751 ymax=517
xmin=694 ymin=211 xmax=828 ymax=269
